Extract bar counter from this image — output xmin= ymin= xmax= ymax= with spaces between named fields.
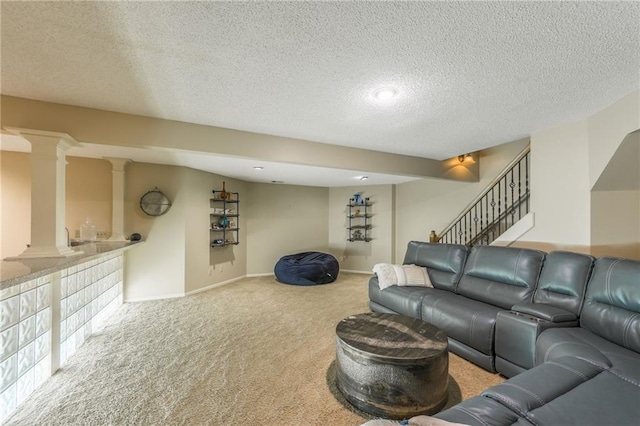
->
xmin=0 ymin=240 xmax=142 ymax=422
xmin=0 ymin=241 xmax=141 ymax=290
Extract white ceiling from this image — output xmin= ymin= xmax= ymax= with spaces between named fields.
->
xmin=1 ymin=1 xmax=639 ymax=185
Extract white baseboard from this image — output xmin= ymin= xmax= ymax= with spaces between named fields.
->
xmin=124 ymin=293 xmax=185 ymax=303
xmin=185 ymin=275 xmax=246 ymax=296
xmin=125 ymin=276 xmax=247 ymax=302
xmin=124 ymin=270 xmax=370 ymax=302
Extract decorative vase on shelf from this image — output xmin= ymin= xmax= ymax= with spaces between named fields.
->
xmin=219 ymin=181 xmax=227 ymax=200
xmin=220 ymin=216 xmax=229 ymax=228
xmin=353 ymin=194 xmax=360 ymax=205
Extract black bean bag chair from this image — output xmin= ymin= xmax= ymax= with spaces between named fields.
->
xmin=274 ymin=252 xmax=339 ymax=286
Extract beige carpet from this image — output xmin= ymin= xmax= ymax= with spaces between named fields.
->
xmin=6 ymin=273 xmax=503 ymax=425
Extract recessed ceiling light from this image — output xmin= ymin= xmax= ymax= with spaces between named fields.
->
xmin=253 ymin=166 xmax=264 ymax=170
xmin=271 ymin=180 xmax=284 ymax=184
xmin=360 ymin=176 xmax=369 ymax=181
xmin=373 ymin=87 xmax=398 ymax=101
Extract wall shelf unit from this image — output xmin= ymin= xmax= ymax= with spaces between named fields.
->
xmin=210 ymin=191 xmax=239 ymax=247
xmin=347 ymin=197 xmax=372 ymax=242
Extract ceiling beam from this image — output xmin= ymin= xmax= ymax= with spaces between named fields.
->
xmin=1 ymin=95 xmax=479 ymax=182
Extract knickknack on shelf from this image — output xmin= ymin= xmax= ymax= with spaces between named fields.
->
xmin=211 ymin=185 xmax=239 ymax=247
xmin=347 ymin=195 xmax=372 ymax=242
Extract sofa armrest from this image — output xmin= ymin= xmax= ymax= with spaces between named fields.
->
xmin=495 ymin=308 xmax=579 ymax=374
xmin=511 ymin=303 xmax=577 ymax=323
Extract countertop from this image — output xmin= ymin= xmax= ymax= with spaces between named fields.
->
xmin=1 ymin=241 xmax=142 ymax=290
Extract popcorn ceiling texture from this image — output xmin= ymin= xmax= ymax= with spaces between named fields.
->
xmin=4 ymin=274 xmax=502 ymax=425
xmin=1 ymin=2 xmax=638 ymax=160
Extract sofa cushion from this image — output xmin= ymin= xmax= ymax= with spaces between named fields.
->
xmin=402 ymin=241 xmax=469 ymax=292
xmin=580 ymin=257 xmax=640 ymax=353
xmin=368 ymin=277 xmax=434 ymax=318
xmin=438 ymin=356 xmax=640 ymax=426
xmin=484 ymin=356 xmax=640 ymax=426
xmin=524 ymin=370 xmax=640 ymax=426
xmin=421 ymin=293 xmax=503 ymax=356
xmin=533 ymin=251 xmax=594 ymax=316
xmin=536 ymin=327 xmax=640 ymax=383
xmin=482 ymin=356 xmax=604 ymax=416
xmin=457 ymin=246 xmax=545 ymax=310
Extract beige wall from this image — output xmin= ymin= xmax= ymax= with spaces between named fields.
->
xmin=592 ymin=131 xmax=639 ymax=192
xmin=66 ymin=156 xmax=112 ymax=239
xmin=0 ymin=149 xmax=251 ymax=296
xmin=328 ymin=185 xmax=395 ymax=272
xmin=514 ymin=91 xmax=640 ymax=256
xmin=124 ymin=163 xmax=187 ymax=301
xmin=245 ymin=183 xmax=329 ymax=275
xmin=1 ymin=151 xmax=31 ymax=258
xmin=0 ymin=150 xmax=2 ymax=259
xmin=591 ymin=190 xmax=640 ymax=260
xmin=119 ymin=162 xmax=252 ymax=300
xmin=185 ymin=170 xmax=248 ymax=293
xmin=0 ymin=152 xmax=112 ymax=258
xmin=589 ymin=130 xmax=640 ymax=260
xmin=588 ymin=91 xmax=640 ymax=188
xmin=519 ymin=120 xmax=592 ymax=253
xmin=395 ymin=139 xmax=530 ymax=261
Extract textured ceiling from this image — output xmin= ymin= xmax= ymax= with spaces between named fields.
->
xmin=1 ymin=1 xmax=639 ymax=162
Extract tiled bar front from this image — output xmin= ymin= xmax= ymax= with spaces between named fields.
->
xmin=0 ymin=276 xmax=51 ymax=420
xmin=0 ymin=252 xmax=124 ymax=421
xmin=60 ymin=253 xmax=123 ymax=365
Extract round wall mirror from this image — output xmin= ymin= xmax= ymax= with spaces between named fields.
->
xmin=140 ymin=188 xmax=171 ymax=216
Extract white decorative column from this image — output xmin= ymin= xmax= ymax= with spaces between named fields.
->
xmin=5 ymin=128 xmax=82 ymax=258
xmin=105 ymin=157 xmax=130 ymax=241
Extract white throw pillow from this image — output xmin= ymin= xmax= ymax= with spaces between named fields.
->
xmin=372 ymin=263 xmax=432 ymax=290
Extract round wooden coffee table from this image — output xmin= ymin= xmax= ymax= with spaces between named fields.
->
xmin=335 ymin=312 xmax=449 ymax=419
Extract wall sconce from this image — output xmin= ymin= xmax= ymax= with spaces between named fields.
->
xmin=457 ymin=153 xmax=475 ymax=164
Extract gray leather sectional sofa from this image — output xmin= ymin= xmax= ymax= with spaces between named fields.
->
xmin=368 ymin=241 xmax=640 ymax=425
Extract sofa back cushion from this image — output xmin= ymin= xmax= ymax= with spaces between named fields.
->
xmin=580 ymin=257 xmax=640 ymax=353
xmin=457 ymin=246 xmax=545 ymax=309
xmin=402 ymin=241 xmax=469 ymax=291
xmin=534 ymin=251 xmax=595 ymax=316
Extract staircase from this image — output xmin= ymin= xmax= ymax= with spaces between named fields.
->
xmin=437 ymin=145 xmax=531 ymax=246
